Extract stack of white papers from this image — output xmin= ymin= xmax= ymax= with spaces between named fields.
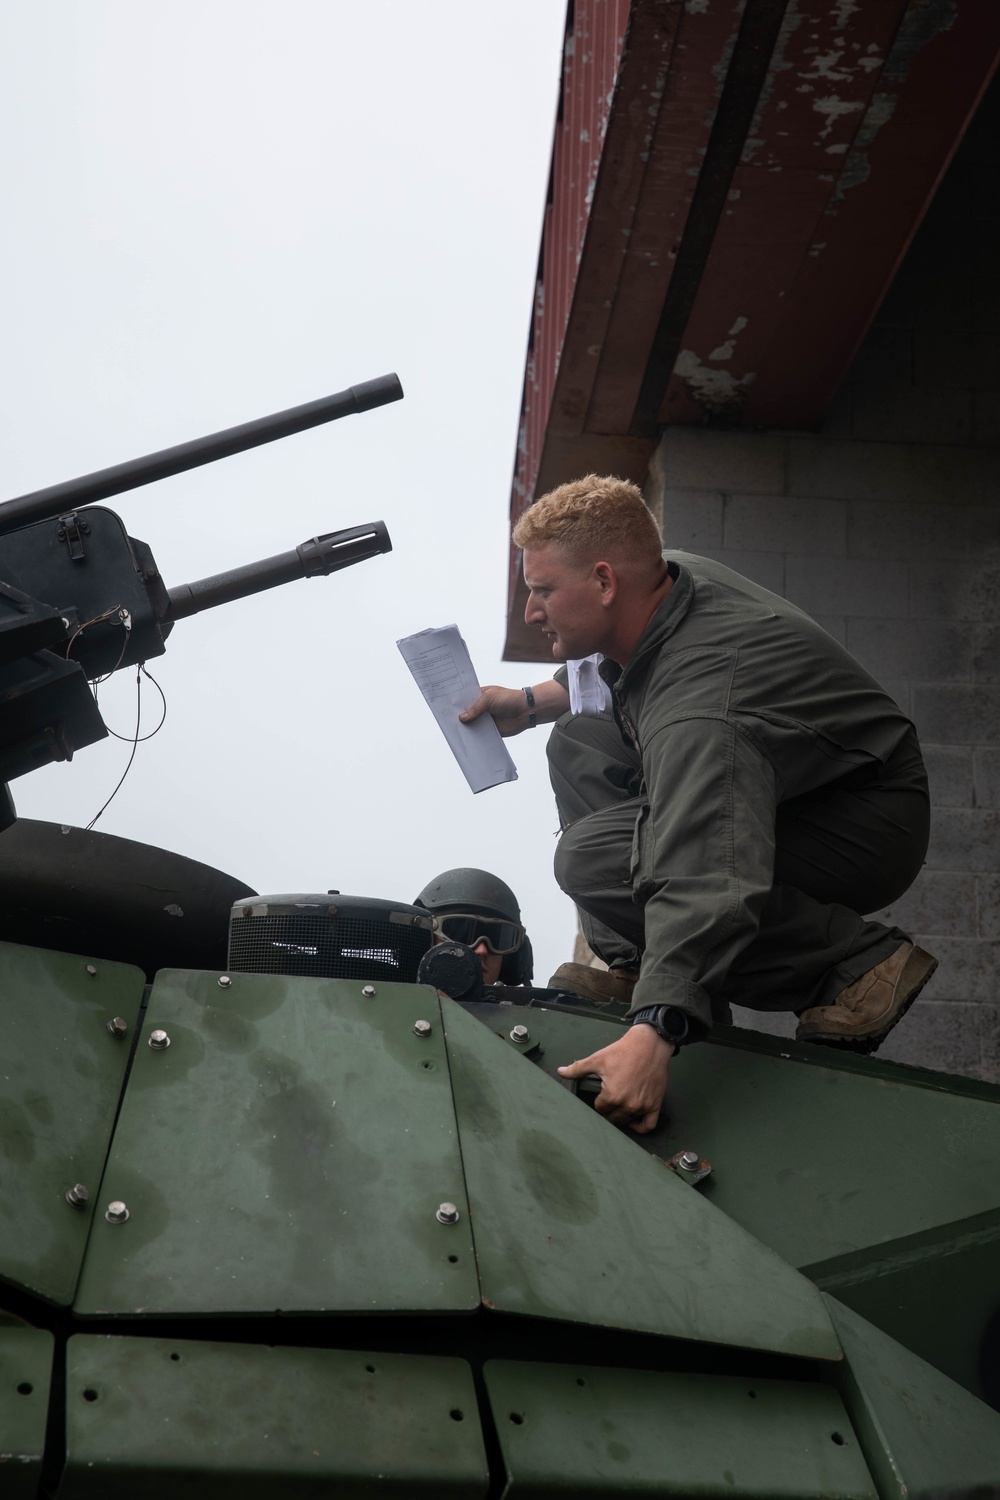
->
xmin=397 ymin=625 xmax=518 ymax=794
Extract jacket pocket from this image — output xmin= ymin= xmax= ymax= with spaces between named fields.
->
xmin=629 ymin=801 xmax=653 ymax=899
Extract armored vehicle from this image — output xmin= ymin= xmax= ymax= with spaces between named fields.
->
xmin=0 ymin=384 xmax=998 ymax=1498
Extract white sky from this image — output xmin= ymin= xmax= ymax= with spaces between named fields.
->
xmin=0 ymin=1 xmax=578 ymax=983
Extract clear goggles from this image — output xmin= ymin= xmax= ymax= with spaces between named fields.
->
xmin=431 ymin=912 xmax=525 ymax=955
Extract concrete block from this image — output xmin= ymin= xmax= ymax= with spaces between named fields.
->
xmin=907 ymin=937 xmax=1000 ymax=1002
xmin=846 ymin=618 xmax=972 ymax=682
xmin=879 ymin=679 xmax=910 ymax=715
xmin=850 ymin=327 xmax=913 ymax=386
xmin=818 ymin=380 xmax=852 ymax=440
xmin=972 ymin=389 xmax=1000 ymax=447
xmin=724 ymin=494 xmax=846 ymax=555
xmin=787 ymin=439 xmax=912 ymax=501
xmin=971 ymin=220 xmax=1000 ymax=278
xmin=926 ymin=807 xmax=1000 ymax=871
xmin=870 ymin=868 xmax=977 ymax=935
xmin=969 ymin=448 xmax=1000 ymax=503
xmin=924 ymin=160 xmax=973 ymax=221
xmin=848 ymin=501 xmax=1000 ymax=561
xmin=977 ymin=1005 xmax=1000 ymax=1084
xmin=972 ymin=747 xmax=1000 ymax=808
xmin=697 ymin=548 xmax=785 ymax=595
xmin=812 ymin=615 xmax=847 ymax=644
xmin=660 ymin=489 xmax=724 ymax=550
xmin=784 ymin=555 xmax=909 ymax=618
xmin=976 ymin=874 xmax=1000 ymax=939
xmin=874 ymin=271 xmax=919 ymax=331
xmin=644 ymin=444 xmax=669 ymax=532
xmin=850 ymin=384 xmax=973 ymax=448
xmin=657 ymin=428 xmax=786 ymax=495
xmin=909 ymin=555 xmax=1000 ymax=621
xmin=875 ymin=259 xmax=971 ymax=334
xmin=876 ymin=999 xmax=981 ymax=1077
xmin=727 ymin=1004 xmax=796 ymax=1040
xmin=972 ymin=624 xmax=1000 ymax=683
xmin=971 ymin=276 xmax=1000 ymax=339
xmin=912 ymin=684 xmax=1000 ymax=744
xmin=914 ymin=330 xmax=1000 ymax=391
xmin=789 ymin=439 xmax=995 ymax=506
xmin=922 ymin=745 xmax=974 ymax=807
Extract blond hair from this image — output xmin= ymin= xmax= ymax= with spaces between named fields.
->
xmin=513 ymin=475 xmax=662 ymax=571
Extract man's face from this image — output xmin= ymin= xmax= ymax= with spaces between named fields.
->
xmin=433 ymin=928 xmax=504 ymax=985
xmin=473 ymin=942 xmax=503 ymax=986
xmin=523 ymin=545 xmax=606 ymax=661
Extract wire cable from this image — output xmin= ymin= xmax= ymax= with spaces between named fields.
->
xmin=85 ymin=663 xmax=168 ymax=829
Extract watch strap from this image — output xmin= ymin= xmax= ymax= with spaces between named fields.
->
xmin=630 ymin=1004 xmax=689 ymax=1049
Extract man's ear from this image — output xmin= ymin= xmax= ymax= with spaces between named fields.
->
xmin=593 ymin=560 xmax=618 ymax=606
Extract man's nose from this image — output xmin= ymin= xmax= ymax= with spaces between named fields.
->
xmin=474 ymin=940 xmax=489 ymax=955
xmin=525 ymin=594 xmax=542 ymax=624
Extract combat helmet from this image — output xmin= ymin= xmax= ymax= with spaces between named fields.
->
xmin=415 ymin=867 xmax=534 ymax=985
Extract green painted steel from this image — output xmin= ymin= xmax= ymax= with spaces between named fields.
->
xmin=813 ymin=1212 xmax=1000 ymax=1408
xmin=443 ymin=1001 xmax=841 ymax=1362
xmin=0 ymin=1327 xmax=53 ymax=1497
xmin=826 ymin=1295 xmax=1000 ymax=1496
xmin=483 ymin=1360 xmax=877 ymax=1498
xmin=481 ymin=1002 xmax=1000 ymax=1264
xmin=476 ymin=1001 xmax=1000 ymax=1401
xmin=0 ymin=941 xmax=145 ymax=1305
xmin=60 ymin=1334 xmax=489 ymax=1498
xmin=73 ymin=972 xmax=478 ymax=1316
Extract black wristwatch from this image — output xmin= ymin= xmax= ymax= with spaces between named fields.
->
xmin=630 ymin=1004 xmax=690 ymax=1050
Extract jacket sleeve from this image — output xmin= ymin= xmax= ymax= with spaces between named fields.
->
xmin=628 ymin=715 xmax=780 ymax=1031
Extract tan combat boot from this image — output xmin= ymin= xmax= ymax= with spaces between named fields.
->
xmin=548 ymin=962 xmax=639 ymax=1011
xmin=796 ymin=941 xmax=938 ymax=1054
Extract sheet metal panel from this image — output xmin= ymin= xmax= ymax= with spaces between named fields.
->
xmin=61 ymin=1336 xmax=488 ymax=1498
xmin=442 ymin=1000 xmax=841 ymax=1362
xmin=484 ymin=1360 xmax=877 ymax=1498
xmin=0 ymin=942 xmax=145 ymax=1307
xmin=0 ymin=1327 xmax=53 ymax=1498
xmin=73 ymin=972 xmax=478 ymax=1318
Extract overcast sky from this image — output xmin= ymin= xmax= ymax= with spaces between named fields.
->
xmin=0 ymin=1 xmax=579 ymax=982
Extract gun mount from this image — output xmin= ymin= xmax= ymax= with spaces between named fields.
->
xmin=0 ymin=376 xmax=401 ymax=796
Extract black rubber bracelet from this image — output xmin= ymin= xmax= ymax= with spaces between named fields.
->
xmin=522 ymin=685 xmax=536 ymax=728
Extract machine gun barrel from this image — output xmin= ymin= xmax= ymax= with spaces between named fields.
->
xmin=0 ymin=375 xmax=403 ymax=537
xmin=164 ymin=520 xmax=391 ymax=622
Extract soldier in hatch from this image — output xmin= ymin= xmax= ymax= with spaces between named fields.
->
xmin=415 ymin=868 xmax=533 ymax=989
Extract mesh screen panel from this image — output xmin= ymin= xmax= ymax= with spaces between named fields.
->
xmin=227 ymin=897 xmax=433 ymax=982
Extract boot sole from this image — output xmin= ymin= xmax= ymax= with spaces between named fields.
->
xmin=796 ymin=948 xmax=938 ymax=1056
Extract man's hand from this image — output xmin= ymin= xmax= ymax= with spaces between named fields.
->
xmin=460 ymin=685 xmax=534 ymax=737
xmin=460 ymin=680 xmax=570 ymax=738
xmin=558 ymin=1024 xmax=674 ymax=1134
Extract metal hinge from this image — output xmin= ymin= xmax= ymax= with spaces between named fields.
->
xmin=57 ymin=512 xmax=90 ymax=561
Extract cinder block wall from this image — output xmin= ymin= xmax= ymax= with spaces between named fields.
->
xmin=645 ymin=90 xmax=1000 ymax=1082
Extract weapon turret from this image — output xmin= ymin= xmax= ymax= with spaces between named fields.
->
xmin=0 ymin=376 xmax=401 ymax=797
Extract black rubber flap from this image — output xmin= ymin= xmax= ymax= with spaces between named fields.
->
xmin=0 ymin=819 xmax=255 ymax=977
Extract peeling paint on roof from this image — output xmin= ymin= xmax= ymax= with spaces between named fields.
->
xmin=812 ymin=94 xmax=865 ymax=139
xmin=674 ymin=349 xmax=756 ymax=414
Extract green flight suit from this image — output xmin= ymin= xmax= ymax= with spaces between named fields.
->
xmin=547 ymin=552 xmax=928 ymax=1035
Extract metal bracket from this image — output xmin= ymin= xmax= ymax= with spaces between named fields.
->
xmin=56 ymin=512 xmax=91 ymax=561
